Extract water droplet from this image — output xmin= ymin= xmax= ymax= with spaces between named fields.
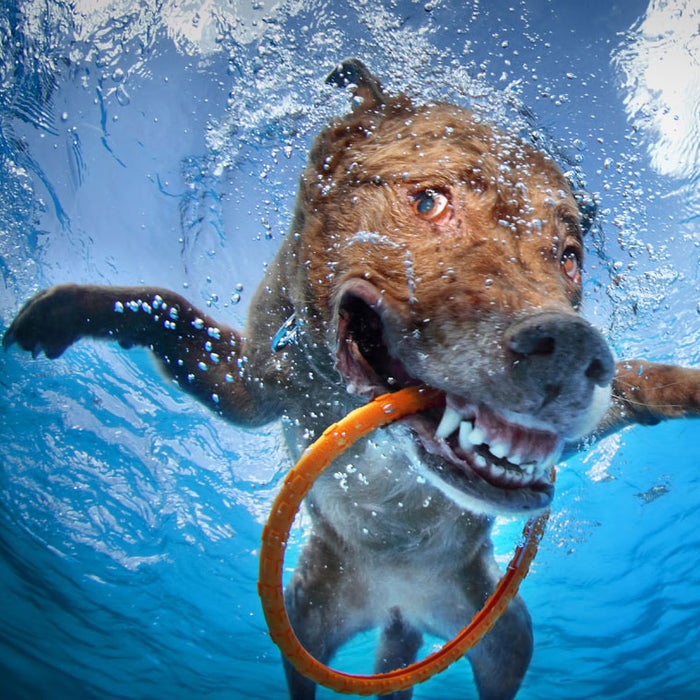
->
xmin=116 ymin=84 xmax=130 ymax=107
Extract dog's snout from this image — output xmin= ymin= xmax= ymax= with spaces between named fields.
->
xmin=506 ymin=312 xmax=614 ymax=411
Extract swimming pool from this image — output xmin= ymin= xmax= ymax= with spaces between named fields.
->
xmin=1 ymin=0 xmax=699 ymax=698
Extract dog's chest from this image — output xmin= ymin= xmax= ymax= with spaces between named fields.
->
xmin=304 ymin=429 xmax=491 ymax=559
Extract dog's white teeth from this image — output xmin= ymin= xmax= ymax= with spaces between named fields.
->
xmin=433 ymin=406 xmax=554 ymax=484
xmin=490 ymin=464 xmax=506 ymax=478
xmin=467 ymin=425 xmax=487 ymax=446
xmin=436 ymin=406 xmax=462 ymax=439
xmin=474 ymin=454 xmax=488 ymax=469
xmin=458 ymin=420 xmax=476 ymax=452
xmin=489 ymin=441 xmax=509 ymax=460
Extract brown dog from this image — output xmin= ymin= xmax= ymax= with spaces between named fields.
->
xmin=5 ymin=59 xmax=700 ymax=699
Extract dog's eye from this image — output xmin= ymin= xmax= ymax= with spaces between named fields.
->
xmin=411 ymin=189 xmax=450 ymax=222
xmin=561 ymin=248 xmax=582 ymax=284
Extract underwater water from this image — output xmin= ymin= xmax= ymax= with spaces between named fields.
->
xmin=1 ymin=0 xmax=699 ymax=698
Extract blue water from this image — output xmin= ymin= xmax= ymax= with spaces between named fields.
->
xmin=1 ymin=0 xmax=699 ymax=698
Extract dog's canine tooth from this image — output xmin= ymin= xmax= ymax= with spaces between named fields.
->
xmin=436 ymin=406 xmax=462 ymax=439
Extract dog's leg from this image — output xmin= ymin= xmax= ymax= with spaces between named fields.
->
xmin=432 ymin=546 xmax=532 ymax=700
xmin=578 ymin=360 xmax=700 ymax=443
xmin=283 ymin=533 xmax=371 ymax=699
xmin=467 ymin=592 xmax=532 ymax=700
xmin=373 ymin=607 xmax=422 ymax=700
xmin=3 ymin=283 xmax=278 ymax=425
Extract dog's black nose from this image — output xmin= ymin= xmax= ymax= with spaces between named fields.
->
xmin=505 ymin=312 xmax=614 ymax=409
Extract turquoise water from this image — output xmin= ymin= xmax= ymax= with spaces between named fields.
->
xmin=1 ymin=1 xmax=699 ymax=698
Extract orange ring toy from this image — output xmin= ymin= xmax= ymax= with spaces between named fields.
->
xmin=258 ymin=385 xmax=550 ymax=696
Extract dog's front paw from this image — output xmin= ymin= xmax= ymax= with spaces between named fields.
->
xmin=3 ymin=284 xmax=87 ymax=359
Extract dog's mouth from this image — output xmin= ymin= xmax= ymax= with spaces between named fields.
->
xmin=334 ymin=283 xmax=557 ymax=514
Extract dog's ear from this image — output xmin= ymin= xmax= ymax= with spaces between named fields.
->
xmin=326 ymin=58 xmax=386 ymax=111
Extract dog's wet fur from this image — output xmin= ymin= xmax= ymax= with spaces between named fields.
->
xmin=5 ymin=60 xmax=700 ymax=699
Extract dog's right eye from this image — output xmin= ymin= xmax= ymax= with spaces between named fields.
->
xmin=411 ymin=189 xmax=450 ymax=222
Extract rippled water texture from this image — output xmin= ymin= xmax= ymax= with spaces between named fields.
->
xmin=1 ymin=0 xmax=699 ymax=698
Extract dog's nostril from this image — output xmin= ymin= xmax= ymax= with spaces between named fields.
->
xmin=585 ymin=358 xmax=608 ymax=384
xmin=527 ymin=335 xmax=555 ymax=357
xmin=542 ymin=383 xmax=561 ymax=407
xmin=509 ymin=330 xmax=555 ymax=358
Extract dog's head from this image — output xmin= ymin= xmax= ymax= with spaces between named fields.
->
xmin=289 ymin=60 xmax=614 ymax=515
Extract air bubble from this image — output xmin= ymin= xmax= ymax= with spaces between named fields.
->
xmin=116 ymin=85 xmax=130 ymax=106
